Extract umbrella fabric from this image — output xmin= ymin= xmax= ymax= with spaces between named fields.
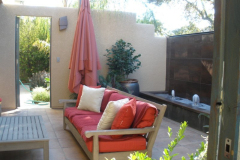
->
xmin=68 ymin=0 xmax=101 ymax=93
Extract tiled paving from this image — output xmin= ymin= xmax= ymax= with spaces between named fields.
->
xmin=0 ymin=105 xmax=207 ymax=160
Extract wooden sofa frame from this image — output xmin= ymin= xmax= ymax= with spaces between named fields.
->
xmin=60 ymin=87 xmax=167 ymax=160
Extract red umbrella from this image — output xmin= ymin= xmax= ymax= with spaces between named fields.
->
xmin=68 ymin=0 xmax=101 ymax=93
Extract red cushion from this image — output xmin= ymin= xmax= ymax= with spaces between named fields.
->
xmin=111 ymin=98 xmax=137 ymax=139
xmin=65 ymin=108 xmax=102 ymax=122
xmin=85 ymin=134 xmax=146 ymax=153
xmin=72 ymin=115 xmax=102 ymax=135
xmin=100 ymin=89 xmax=117 ymax=112
xmin=109 ymin=93 xmax=131 ymax=102
xmin=76 ymin=85 xmax=101 ymax=107
xmin=137 ymin=107 xmax=156 ymax=128
xmin=72 ymin=115 xmax=146 ymax=153
xmin=132 ymin=101 xmax=157 ymax=128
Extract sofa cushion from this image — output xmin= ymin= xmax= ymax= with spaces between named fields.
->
xmin=132 ymin=101 xmax=158 ymax=128
xmin=65 ymin=107 xmax=102 ymax=123
xmin=108 ymin=93 xmax=131 ymax=102
xmin=97 ymin=98 xmax=129 ymax=130
xmin=111 ymin=98 xmax=137 ymax=139
xmin=137 ymin=107 xmax=157 ymax=128
xmin=76 ymin=85 xmax=101 ymax=107
xmin=78 ymin=86 xmax=105 ymax=113
xmin=72 ymin=115 xmax=102 ymax=134
xmin=85 ymin=134 xmax=146 ymax=153
xmin=100 ymin=89 xmax=117 ymax=112
xmin=72 ymin=117 xmax=146 ymax=153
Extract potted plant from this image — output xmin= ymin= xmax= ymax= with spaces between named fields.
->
xmin=105 ymin=39 xmax=141 ymax=96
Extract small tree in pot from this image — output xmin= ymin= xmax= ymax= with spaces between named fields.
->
xmin=105 ymin=39 xmax=141 ymax=95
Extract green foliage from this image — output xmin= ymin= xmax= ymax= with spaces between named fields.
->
xmin=32 ymin=87 xmax=50 ymax=102
xmin=188 ymin=136 xmax=208 ymax=160
xmin=128 ymin=151 xmax=154 ymax=160
xmin=70 ymin=93 xmax=78 ymax=99
xmin=99 ymin=74 xmax=124 ymax=90
xmin=171 ymin=22 xmax=201 ymax=36
xmin=19 ymin=16 xmax=50 ymax=82
xmin=90 ymin=0 xmax=109 ymax=9
xmin=105 ymin=39 xmax=141 ymax=81
xmin=137 ymin=10 xmax=168 ymax=36
xmin=106 ymin=121 xmax=208 ymax=160
xmin=198 ymin=113 xmax=210 ymax=129
xmin=146 ymin=0 xmax=214 ymax=35
xmin=160 ymin=121 xmax=188 ymax=160
xmin=29 ymin=71 xmax=49 ymax=90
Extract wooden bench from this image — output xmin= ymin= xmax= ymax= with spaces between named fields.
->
xmin=61 ymin=87 xmax=167 ymax=160
xmin=0 ymin=115 xmax=49 ymax=160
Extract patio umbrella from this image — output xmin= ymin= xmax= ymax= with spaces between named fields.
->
xmin=68 ymin=0 xmax=101 ymax=93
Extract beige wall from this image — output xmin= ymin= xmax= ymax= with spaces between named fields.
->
xmin=0 ymin=4 xmax=166 ymax=110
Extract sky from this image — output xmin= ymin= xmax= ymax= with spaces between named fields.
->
xmin=3 ymin=0 xmax=212 ymax=31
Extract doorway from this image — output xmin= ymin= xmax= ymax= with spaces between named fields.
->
xmin=15 ymin=16 xmax=51 ymax=108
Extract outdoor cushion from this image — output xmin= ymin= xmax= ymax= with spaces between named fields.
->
xmin=65 ymin=107 xmax=102 ymax=123
xmin=97 ymin=98 xmax=129 ymax=130
xmin=85 ymin=134 xmax=146 ymax=153
xmin=132 ymin=101 xmax=158 ymax=128
xmin=75 ymin=85 xmax=101 ymax=107
xmin=111 ymin=98 xmax=137 ymax=139
xmin=72 ymin=118 xmax=146 ymax=153
xmin=137 ymin=107 xmax=157 ymax=128
xmin=72 ymin=115 xmax=102 ymax=134
xmin=108 ymin=92 xmax=131 ymax=102
xmin=100 ymin=89 xmax=117 ymax=112
xmin=78 ymin=86 xmax=105 ymax=112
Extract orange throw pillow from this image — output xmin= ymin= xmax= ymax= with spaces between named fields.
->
xmin=111 ymin=98 xmax=136 ymax=139
xmin=76 ymin=85 xmax=101 ymax=107
xmin=137 ymin=107 xmax=156 ymax=128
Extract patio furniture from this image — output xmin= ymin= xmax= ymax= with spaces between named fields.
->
xmin=0 ymin=115 xmax=49 ymax=160
xmin=60 ymin=86 xmax=167 ymax=160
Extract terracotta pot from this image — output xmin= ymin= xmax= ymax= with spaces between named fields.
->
xmin=119 ymin=79 xmax=139 ymax=96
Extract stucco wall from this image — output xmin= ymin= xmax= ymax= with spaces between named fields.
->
xmin=0 ymin=4 xmax=166 ymax=109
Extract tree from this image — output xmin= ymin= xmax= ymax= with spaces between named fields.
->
xmin=137 ymin=10 xmax=169 ymax=36
xmin=147 ymin=0 xmax=214 ymax=30
xmin=171 ymin=22 xmax=201 ymax=35
xmin=19 ymin=17 xmax=50 ymax=82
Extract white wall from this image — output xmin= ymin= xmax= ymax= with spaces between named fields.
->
xmin=0 ymin=4 xmax=166 ymax=110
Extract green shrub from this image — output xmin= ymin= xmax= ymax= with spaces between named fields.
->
xmin=108 ymin=121 xmax=207 ymax=160
xmin=128 ymin=152 xmax=153 ymax=160
xmin=32 ymin=87 xmax=50 ymax=102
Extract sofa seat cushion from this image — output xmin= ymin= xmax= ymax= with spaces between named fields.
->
xmin=72 ymin=115 xmax=146 ymax=153
xmin=85 ymin=134 xmax=146 ymax=153
xmin=65 ymin=108 xmax=102 ymax=123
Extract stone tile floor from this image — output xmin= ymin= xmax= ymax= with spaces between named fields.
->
xmin=0 ymin=105 xmax=207 ymax=160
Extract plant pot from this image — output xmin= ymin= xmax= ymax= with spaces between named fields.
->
xmin=119 ymin=79 xmax=139 ymax=96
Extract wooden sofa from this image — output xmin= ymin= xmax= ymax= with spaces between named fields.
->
xmin=60 ymin=87 xmax=167 ymax=160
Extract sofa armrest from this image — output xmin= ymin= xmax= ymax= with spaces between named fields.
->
xmin=59 ymin=99 xmax=77 ymax=109
xmin=85 ymin=127 xmax=155 ymax=138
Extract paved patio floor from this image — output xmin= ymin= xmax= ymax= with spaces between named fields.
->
xmin=0 ymin=104 xmax=207 ymax=160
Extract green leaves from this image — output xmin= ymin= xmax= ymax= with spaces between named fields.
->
xmin=19 ymin=17 xmax=50 ymax=82
xmin=160 ymin=121 xmax=188 ymax=160
xmin=128 ymin=151 xmax=153 ymax=160
xmin=105 ymin=39 xmax=141 ymax=81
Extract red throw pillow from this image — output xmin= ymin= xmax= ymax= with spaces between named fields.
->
xmin=100 ymin=89 xmax=117 ymax=112
xmin=75 ymin=85 xmax=101 ymax=107
xmin=136 ymin=107 xmax=156 ymax=128
xmin=111 ymin=98 xmax=136 ymax=139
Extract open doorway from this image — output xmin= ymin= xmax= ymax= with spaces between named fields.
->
xmin=15 ymin=16 xmax=51 ymax=108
